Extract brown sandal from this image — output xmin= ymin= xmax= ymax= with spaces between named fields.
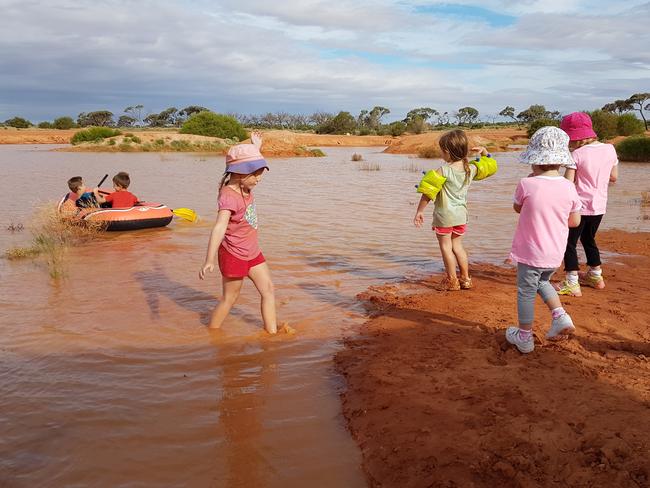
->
xmin=440 ymin=276 xmax=461 ymax=291
xmin=460 ymin=276 xmax=472 ymax=290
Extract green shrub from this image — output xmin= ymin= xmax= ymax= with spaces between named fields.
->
xmin=53 ymin=116 xmax=75 ymax=130
xmin=5 ymin=116 xmax=32 ymax=128
xmin=527 ymin=118 xmax=560 ymax=138
xmin=617 ymin=114 xmax=644 ymax=136
xmin=616 ymin=136 xmax=650 ymax=162
xmin=107 ymin=139 xmax=116 ymax=146
xmin=308 ymin=148 xmax=326 ymax=157
xmin=71 ymin=127 xmax=121 ymax=145
xmin=118 ymin=143 xmax=134 ymax=152
xmin=154 ymin=138 xmax=165 ymax=146
xmin=589 ymin=110 xmax=618 ymax=140
xmin=316 ymin=111 xmax=357 ymax=134
xmin=180 ymin=112 xmax=247 ymax=140
xmin=130 ymin=135 xmax=141 ymax=144
xmin=38 ymin=121 xmax=53 ymax=129
xmin=388 ymin=121 xmax=407 ymax=136
xmin=358 ymin=127 xmax=375 ymax=136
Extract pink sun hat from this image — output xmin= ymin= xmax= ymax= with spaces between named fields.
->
xmin=560 ymin=112 xmax=597 ymax=141
xmin=225 ymin=143 xmax=269 ymax=174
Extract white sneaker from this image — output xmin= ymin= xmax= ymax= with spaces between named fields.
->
xmin=505 ymin=327 xmax=535 ymax=353
xmin=546 ymin=313 xmax=576 ymax=339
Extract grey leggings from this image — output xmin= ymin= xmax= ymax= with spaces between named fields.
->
xmin=517 ymin=263 xmax=559 ymax=325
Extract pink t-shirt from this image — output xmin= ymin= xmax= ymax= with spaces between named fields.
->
xmin=218 ymin=187 xmax=260 ymax=260
xmin=568 ymin=142 xmax=618 ymax=216
xmin=510 ymin=176 xmax=582 ymax=269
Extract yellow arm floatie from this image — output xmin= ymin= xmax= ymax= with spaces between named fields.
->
xmin=471 ymin=155 xmax=498 ymax=180
xmin=416 ymin=169 xmax=447 ymax=200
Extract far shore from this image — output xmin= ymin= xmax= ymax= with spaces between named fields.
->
xmin=0 ymin=127 xmax=528 ymax=158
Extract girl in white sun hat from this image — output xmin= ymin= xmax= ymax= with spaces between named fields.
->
xmin=199 ymin=132 xmax=278 ymax=334
xmin=506 ymin=126 xmax=582 ymax=353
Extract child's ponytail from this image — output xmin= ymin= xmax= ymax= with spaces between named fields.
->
xmin=219 ymin=173 xmax=230 ymax=191
xmin=462 ymin=156 xmax=471 ymax=186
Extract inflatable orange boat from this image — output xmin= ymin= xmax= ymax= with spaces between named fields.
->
xmin=58 ymin=193 xmax=173 ymax=231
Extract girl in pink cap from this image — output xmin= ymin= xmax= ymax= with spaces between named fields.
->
xmin=556 ymin=112 xmax=619 ymax=296
xmin=199 ymin=132 xmax=278 ymax=334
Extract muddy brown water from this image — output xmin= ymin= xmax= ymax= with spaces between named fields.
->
xmin=1 ymin=145 xmax=648 ymax=487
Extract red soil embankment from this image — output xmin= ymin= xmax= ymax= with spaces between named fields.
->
xmin=336 ymin=230 xmax=650 ymax=488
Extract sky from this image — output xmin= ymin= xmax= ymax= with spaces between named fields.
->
xmin=0 ymin=0 xmax=648 ymax=122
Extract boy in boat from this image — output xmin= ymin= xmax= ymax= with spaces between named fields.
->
xmin=60 ymin=176 xmax=96 ymax=214
xmin=93 ymin=172 xmax=139 ymax=209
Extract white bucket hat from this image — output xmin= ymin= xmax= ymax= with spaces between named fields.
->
xmin=519 ymin=126 xmax=574 ymax=166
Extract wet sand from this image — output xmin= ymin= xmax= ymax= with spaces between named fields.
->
xmin=336 ymin=230 xmax=650 ymax=487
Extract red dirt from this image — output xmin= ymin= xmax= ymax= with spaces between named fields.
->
xmin=336 ymin=230 xmax=650 ymax=488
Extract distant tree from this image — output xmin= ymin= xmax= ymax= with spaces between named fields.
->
xmin=455 ymin=107 xmax=479 ymax=125
xmin=404 ymin=107 xmax=438 ymax=123
xmin=4 ymin=116 xmax=32 ymax=128
xmin=309 ymin=112 xmax=334 ymax=127
xmin=38 ymin=121 xmax=53 ymax=128
xmin=144 ymin=107 xmax=178 ymax=127
xmin=53 ymin=116 xmax=75 ymax=129
xmin=178 ymin=106 xmax=209 ymax=123
xmin=499 ymin=106 xmax=519 ymax=125
xmin=626 ymin=93 xmax=650 ymax=130
xmin=357 ymin=109 xmax=369 ymax=128
xmin=602 ymin=99 xmax=631 ymax=115
xmin=117 ymin=115 xmax=136 ymax=128
xmin=124 ymin=105 xmax=144 ymax=126
xmin=77 ymin=111 xmax=114 ymax=127
xmin=368 ymin=106 xmax=390 ymax=129
xmin=516 ymin=105 xmax=552 ymax=124
xmin=435 ymin=112 xmax=450 ymax=126
xmin=316 ymin=111 xmax=356 ymax=134
xmin=406 ymin=115 xmax=427 ymax=134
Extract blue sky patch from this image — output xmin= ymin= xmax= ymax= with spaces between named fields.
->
xmin=415 ymin=3 xmax=517 ymax=28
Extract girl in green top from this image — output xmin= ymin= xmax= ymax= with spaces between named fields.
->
xmin=414 ymin=129 xmax=489 ymax=291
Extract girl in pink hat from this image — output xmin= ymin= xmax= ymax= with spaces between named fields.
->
xmin=556 ymin=112 xmax=619 ymax=296
xmin=199 ymin=132 xmax=278 ymax=334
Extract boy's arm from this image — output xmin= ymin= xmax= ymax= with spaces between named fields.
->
xmin=413 ymin=194 xmax=430 ymax=228
xmin=564 ymin=168 xmax=576 ymax=182
xmin=199 ymin=210 xmax=231 ymax=279
xmin=93 ymin=188 xmax=107 ymax=203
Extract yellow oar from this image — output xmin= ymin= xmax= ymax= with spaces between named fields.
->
xmin=172 ymin=208 xmax=198 ymax=222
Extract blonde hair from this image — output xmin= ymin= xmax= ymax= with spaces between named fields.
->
xmin=569 ymin=137 xmax=597 ymax=151
xmin=439 ymin=129 xmax=471 ymax=186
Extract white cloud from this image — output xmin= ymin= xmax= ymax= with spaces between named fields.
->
xmin=0 ymin=0 xmax=647 ymax=121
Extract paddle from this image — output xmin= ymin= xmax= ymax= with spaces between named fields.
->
xmin=97 ymin=173 xmax=109 ymax=187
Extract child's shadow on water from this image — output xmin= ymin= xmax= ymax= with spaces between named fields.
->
xmin=133 ymin=265 xmax=259 ymax=326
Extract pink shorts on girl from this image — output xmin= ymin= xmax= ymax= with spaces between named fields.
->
xmin=218 ymin=245 xmax=265 ymax=278
xmin=435 ymin=224 xmax=467 ymax=236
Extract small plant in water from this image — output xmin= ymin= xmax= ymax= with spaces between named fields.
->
xmin=351 ymin=153 xmax=363 ymax=161
xmin=642 ymin=191 xmax=650 ymax=207
xmin=357 ymin=162 xmax=381 ymax=171
xmin=6 ymin=223 xmax=24 ymax=232
xmin=401 ymin=162 xmax=421 ymax=173
xmin=4 ymin=205 xmax=104 ymax=279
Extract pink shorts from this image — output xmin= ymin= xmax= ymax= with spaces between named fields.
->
xmin=218 ymin=245 xmax=266 ymax=278
xmin=434 ymin=224 xmax=467 ymax=236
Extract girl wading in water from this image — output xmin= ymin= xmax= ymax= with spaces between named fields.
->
xmin=199 ymin=132 xmax=277 ymax=334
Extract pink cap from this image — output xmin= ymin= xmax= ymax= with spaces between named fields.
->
xmin=560 ymin=112 xmax=597 ymax=141
xmin=225 ymin=144 xmax=269 ymax=174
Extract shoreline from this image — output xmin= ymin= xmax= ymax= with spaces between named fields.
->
xmin=336 ymin=229 xmax=650 ymax=487
xmin=0 ymin=127 xmax=527 ymax=158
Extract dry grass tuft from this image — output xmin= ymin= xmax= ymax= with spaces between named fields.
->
xmin=4 ymin=205 xmax=104 ymax=279
xmin=417 ymin=146 xmax=440 ymax=159
xmin=401 ymin=162 xmax=422 ymax=173
xmin=351 ymin=153 xmax=364 ymax=161
xmin=357 ymin=162 xmax=381 ymax=171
